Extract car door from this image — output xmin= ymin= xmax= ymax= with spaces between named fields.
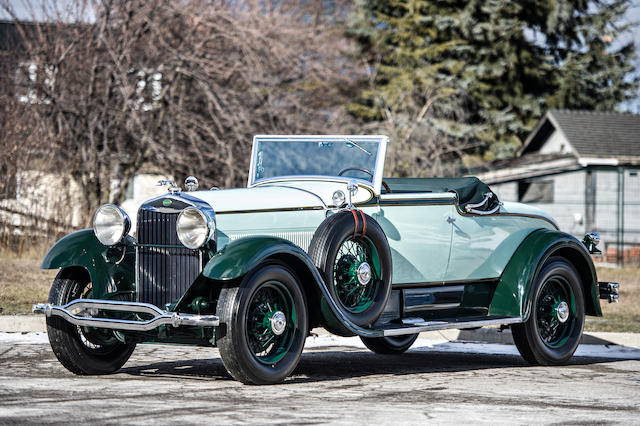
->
xmin=372 ymin=192 xmax=455 ymax=285
xmin=443 ymin=210 xmax=553 ymax=282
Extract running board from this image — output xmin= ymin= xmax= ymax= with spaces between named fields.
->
xmin=379 ymin=316 xmax=523 ymax=337
xmin=33 ymin=299 xmax=219 ymax=332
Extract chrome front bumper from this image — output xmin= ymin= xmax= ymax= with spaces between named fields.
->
xmin=32 ymin=299 xmax=219 ymax=331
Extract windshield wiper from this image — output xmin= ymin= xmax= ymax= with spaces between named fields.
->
xmin=345 ymin=139 xmax=372 ymax=156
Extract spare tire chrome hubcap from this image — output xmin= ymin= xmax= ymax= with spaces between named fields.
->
xmin=555 ymin=301 xmax=569 ymax=323
xmin=270 ymin=311 xmax=287 ymax=335
xmin=356 ymin=262 xmax=372 ymax=286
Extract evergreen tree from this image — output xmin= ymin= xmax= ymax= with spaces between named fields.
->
xmin=347 ymin=0 xmax=638 ymax=172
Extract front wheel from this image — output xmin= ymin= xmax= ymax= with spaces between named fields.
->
xmin=360 ymin=333 xmax=419 ymax=354
xmin=216 ymin=263 xmax=308 ymax=384
xmin=46 ymin=271 xmax=136 ymax=375
xmin=512 ymin=257 xmax=585 ymax=365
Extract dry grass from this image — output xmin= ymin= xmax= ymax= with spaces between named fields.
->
xmin=0 ymin=251 xmax=56 ymax=315
xmin=585 ymin=266 xmax=640 ymax=333
xmin=1 ymin=254 xmax=639 ymax=334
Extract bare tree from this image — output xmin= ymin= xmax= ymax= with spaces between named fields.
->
xmin=1 ymin=0 xmax=359 ymax=226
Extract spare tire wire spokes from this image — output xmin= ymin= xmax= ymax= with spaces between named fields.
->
xmin=333 ymin=237 xmax=379 ymax=313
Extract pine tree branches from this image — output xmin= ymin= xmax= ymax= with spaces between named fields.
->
xmin=347 ymin=0 xmax=638 ymax=173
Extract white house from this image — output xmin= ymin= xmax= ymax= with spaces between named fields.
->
xmin=0 ymin=170 xmax=172 ymax=238
xmin=477 ymin=110 xmax=640 ymax=264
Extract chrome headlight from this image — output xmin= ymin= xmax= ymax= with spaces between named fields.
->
xmin=176 ymin=207 xmax=215 ymax=249
xmin=93 ymin=204 xmax=130 ymax=246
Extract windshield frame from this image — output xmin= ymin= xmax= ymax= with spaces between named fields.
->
xmin=247 ymin=135 xmax=388 ymax=195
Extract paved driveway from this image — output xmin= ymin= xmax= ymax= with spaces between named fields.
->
xmin=1 ymin=333 xmax=639 ymax=424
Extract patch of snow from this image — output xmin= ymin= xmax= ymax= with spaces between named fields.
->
xmin=2 ymin=332 xmax=639 ymax=360
xmin=0 ymin=332 xmax=49 ymax=345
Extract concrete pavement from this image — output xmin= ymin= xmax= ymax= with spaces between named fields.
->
xmin=1 ymin=332 xmax=639 ymax=424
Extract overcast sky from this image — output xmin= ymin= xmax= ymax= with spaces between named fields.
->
xmin=2 ymin=1 xmax=639 ymax=111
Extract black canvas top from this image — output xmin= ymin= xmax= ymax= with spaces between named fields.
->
xmin=382 ymin=177 xmax=499 ymax=210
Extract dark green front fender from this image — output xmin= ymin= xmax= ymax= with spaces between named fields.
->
xmin=489 ymin=228 xmax=601 ymax=320
xmin=41 ymin=229 xmax=136 ymax=299
xmin=201 ymin=236 xmax=380 ymax=337
xmin=202 ymin=236 xmax=317 ymax=281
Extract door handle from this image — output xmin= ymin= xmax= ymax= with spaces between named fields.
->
xmin=446 ymin=216 xmax=456 ymax=223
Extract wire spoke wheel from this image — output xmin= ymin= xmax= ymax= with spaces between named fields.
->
xmin=245 ymin=281 xmax=295 ymax=365
xmin=535 ymin=276 xmax=576 ymax=348
xmin=309 ymin=210 xmax=392 ymax=328
xmin=45 ymin=271 xmax=136 ymax=375
xmin=511 ymin=256 xmax=585 ymax=366
xmin=72 ymin=282 xmax=121 ymax=351
xmin=333 ymin=236 xmax=380 ymax=313
xmin=217 ymin=263 xmax=308 ymax=384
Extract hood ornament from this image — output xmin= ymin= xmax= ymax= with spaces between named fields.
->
xmin=157 ymin=180 xmax=181 ymax=194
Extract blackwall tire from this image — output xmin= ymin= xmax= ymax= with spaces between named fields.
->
xmin=216 ymin=263 xmax=308 ymax=384
xmin=512 ymin=256 xmax=585 ymax=365
xmin=46 ymin=271 xmax=136 ymax=375
xmin=308 ymin=210 xmax=392 ymax=327
xmin=360 ymin=334 xmax=419 ymax=354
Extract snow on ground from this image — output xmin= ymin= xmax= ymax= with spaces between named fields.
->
xmin=3 ymin=331 xmax=640 ymax=359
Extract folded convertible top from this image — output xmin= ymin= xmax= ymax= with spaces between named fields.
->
xmin=382 ymin=177 xmax=500 ymax=211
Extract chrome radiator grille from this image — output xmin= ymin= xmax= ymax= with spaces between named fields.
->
xmin=137 ymin=209 xmax=201 ymax=308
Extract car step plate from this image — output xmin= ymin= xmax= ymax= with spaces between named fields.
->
xmin=378 ymin=316 xmax=523 ymax=337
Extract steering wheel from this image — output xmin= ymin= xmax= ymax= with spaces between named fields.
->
xmin=338 ymin=167 xmax=393 ymax=193
xmin=338 ymin=167 xmax=374 ymax=179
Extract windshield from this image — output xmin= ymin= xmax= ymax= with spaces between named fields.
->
xmin=250 ymin=136 xmax=386 ymax=186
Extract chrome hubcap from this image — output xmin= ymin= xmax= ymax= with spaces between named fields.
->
xmin=356 ymin=262 xmax=372 ymax=286
xmin=270 ymin=311 xmax=287 ymax=335
xmin=555 ymin=301 xmax=569 ymax=323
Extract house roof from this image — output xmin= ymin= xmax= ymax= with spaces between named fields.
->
xmin=520 ymin=110 xmax=640 ymax=158
xmin=470 ymin=153 xmax=582 ymax=184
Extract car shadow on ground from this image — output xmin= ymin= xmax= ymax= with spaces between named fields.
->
xmin=118 ymin=348 xmax=637 ymax=383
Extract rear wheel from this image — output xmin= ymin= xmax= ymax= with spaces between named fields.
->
xmin=216 ymin=263 xmax=308 ymax=384
xmin=361 ymin=334 xmax=419 ymax=354
xmin=46 ymin=270 xmax=136 ymax=375
xmin=512 ymin=257 xmax=585 ymax=365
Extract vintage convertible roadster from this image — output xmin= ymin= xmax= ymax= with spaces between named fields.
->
xmin=33 ymin=135 xmax=618 ymax=384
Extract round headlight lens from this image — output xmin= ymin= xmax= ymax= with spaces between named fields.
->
xmin=93 ymin=204 xmax=130 ymax=246
xmin=177 ymin=208 xmax=212 ymax=249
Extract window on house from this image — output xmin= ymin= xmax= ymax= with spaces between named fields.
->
xmin=518 ymin=180 xmax=553 ymax=203
xmin=15 ymin=61 xmax=54 ymax=105
xmin=125 ymin=178 xmax=135 ymax=200
xmin=133 ymin=70 xmax=163 ymax=112
xmin=0 ymin=164 xmax=17 ymax=200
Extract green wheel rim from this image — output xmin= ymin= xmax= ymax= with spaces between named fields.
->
xmin=536 ymin=275 xmax=576 ymax=349
xmin=333 ymin=236 xmax=381 ymax=313
xmin=245 ymin=281 xmax=296 ymax=365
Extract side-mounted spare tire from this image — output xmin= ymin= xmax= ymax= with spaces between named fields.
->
xmin=308 ymin=210 xmax=392 ymax=327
